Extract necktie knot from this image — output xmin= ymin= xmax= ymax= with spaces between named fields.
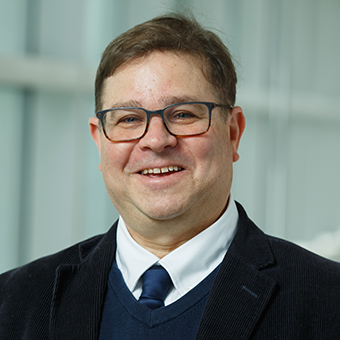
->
xmin=139 ymin=265 xmax=172 ymax=309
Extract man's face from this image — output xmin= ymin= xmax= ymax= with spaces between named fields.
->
xmin=90 ymin=51 xmax=245 ymax=241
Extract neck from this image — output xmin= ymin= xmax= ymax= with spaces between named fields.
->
xmin=126 ymin=224 xmax=203 ymax=258
xmin=124 ymin=198 xmax=230 ymax=258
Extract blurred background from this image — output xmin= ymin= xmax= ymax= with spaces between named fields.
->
xmin=1 ymin=0 xmax=340 ymax=273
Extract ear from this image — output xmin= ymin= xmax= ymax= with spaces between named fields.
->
xmin=228 ymin=106 xmax=246 ymax=162
xmin=89 ymin=116 xmax=103 ymax=171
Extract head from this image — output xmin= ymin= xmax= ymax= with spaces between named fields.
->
xmin=90 ymin=14 xmax=245 ymax=256
xmin=95 ymin=13 xmax=237 ymax=113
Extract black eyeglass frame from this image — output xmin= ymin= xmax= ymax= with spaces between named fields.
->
xmin=95 ymin=101 xmax=233 ymax=142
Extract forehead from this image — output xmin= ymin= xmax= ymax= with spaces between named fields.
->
xmin=101 ymin=52 xmax=216 ymax=109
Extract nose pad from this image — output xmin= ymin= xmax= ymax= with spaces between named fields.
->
xmin=145 ymin=114 xmax=172 ymax=134
xmin=139 ymin=115 xmax=177 ymax=151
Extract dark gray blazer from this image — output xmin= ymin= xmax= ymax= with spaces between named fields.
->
xmin=1 ymin=203 xmax=339 ymax=339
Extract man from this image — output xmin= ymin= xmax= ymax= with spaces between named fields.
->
xmin=1 ymin=13 xmax=339 ymax=340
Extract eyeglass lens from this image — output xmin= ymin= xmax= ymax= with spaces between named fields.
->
xmin=103 ymin=103 xmax=211 ymax=141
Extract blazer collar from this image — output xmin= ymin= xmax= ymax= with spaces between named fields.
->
xmin=49 ymin=222 xmax=118 ymax=340
xmin=196 ymin=202 xmax=277 ymax=339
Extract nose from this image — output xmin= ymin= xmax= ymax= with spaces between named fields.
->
xmin=138 ymin=115 xmax=178 ymax=152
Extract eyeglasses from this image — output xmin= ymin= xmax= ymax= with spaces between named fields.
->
xmin=95 ymin=101 xmax=233 ymax=142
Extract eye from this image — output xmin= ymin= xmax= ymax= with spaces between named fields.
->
xmin=118 ymin=115 xmax=142 ymax=124
xmin=173 ymin=111 xmax=196 ymax=119
xmin=167 ymin=109 xmax=200 ymax=125
xmin=114 ymin=115 xmax=145 ymax=131
xmin=110 ymin=109 xmax=146 ymax=127
xmin=105 ymin=109 xmax=146 ymax=130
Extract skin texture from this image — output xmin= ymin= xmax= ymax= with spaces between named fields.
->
xmin=89 ymin=51 xmax=245 ymax=258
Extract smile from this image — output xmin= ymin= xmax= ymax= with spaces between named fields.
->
xmin=141 ymin=166 xmax=183 ymax=175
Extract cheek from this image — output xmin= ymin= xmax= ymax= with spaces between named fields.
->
xmin=196 ymin=135 xmax=232 ymax=179
xmin=189 ymin=139 xmax=222 ymax=175
xmin=100 ymin=142 xmax=133 ymax=175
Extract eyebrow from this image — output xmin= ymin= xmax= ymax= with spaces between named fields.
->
xmin=108 ymin=95 xmax=202 ymax=110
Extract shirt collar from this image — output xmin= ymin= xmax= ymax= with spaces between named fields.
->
xmin=116 ymin=195 xmax=239 ymax=298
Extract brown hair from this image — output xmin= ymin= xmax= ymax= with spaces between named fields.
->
xmin=95 ymin=13 xmax=237 ymax=112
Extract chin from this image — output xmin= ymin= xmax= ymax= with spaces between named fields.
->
xmin=143 ymin=203 xmax=190 ymax=222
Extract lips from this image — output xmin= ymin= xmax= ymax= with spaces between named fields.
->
xmin=140 ymin=166 xmax=183 ymax=175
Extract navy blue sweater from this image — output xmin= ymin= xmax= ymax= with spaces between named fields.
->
xmin=99 ymin=262 xmax=219 ymax=339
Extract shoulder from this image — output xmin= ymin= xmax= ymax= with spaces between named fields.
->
xmin=0 ymin=233 xmax=107 ymax=338
xmin=234 ymin=201 xmax=340 ymax=297
xmin=265 ymin=234 xmax=340 ymax=275
xmin=232 ymin=203 xmax=340 ymax=335
xmin=261 ymin=235 xmax=340 ymax=336
xmin=0 ymin=233 xmax=105 ymax=307
xmin=266 ymin=234 xmax=340 ymax=286
xmin=254 ymin=226 xmax=340 ymax=325
xmin=235 ymin=201 xmax=340 ymax=276
xmin=267 ymin=232 xmax=339 ymax=267
xmin=1 ymin=233 xmax=103 ymax=283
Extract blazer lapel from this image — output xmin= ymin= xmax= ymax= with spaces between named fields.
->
xmin=49 ymin=224 xmax=117 ymax=340
xmin=196 ymin=203 xmax=277 ymax=340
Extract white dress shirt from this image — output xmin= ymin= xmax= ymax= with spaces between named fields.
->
xmin=116 ymin=196 xmax=239 ymax=306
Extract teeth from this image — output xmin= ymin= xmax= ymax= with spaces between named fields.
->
xmin=141 ymin=166 xmax=182 ymax=175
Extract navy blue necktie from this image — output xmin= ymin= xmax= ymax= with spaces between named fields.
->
xmin=139 ymin=265 xmax=172 ymax=309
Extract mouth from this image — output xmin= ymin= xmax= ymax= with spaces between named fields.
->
xmin=140 ymin=166 xmax=184 ymax=175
